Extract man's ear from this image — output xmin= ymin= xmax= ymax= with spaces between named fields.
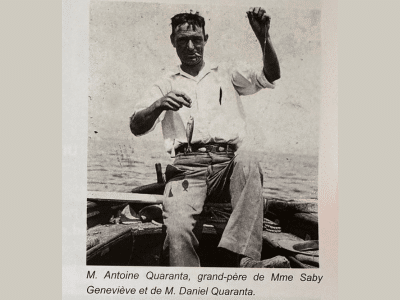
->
xmin=204 ymin=34 xmax=209 ymax=44
xmin=170 ymin=34 xmax=176 ymax=48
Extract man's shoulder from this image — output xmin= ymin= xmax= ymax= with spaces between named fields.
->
xmin=161 ymin=65 xmax=181 ymax=79
xmin=150 ymin=67 xmax=179 ymax=93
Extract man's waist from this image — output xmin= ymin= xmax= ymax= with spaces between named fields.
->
xmin=175 ymin=143 xmax=237 ymax=155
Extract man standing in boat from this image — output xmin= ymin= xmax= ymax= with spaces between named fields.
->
xmin=130 ymin=8 xmax=287 ymax=267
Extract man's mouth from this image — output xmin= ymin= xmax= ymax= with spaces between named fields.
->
xmin=182 ymin=53 xmax=202 ymax=65
xmin=187 ymin=53 xmax=201 ymax=58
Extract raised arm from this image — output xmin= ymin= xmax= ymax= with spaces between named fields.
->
xmin=247 ymin=7 xmax=280 ymax=83
xmin=130 ymin=91 xmax=192 ymax=136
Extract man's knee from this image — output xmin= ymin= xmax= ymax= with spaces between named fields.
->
xmin=164 ymin=212 xmax=196 ymax=235
xmin=164 ymin=215 xmax=201 ymax=248
xmin=234 ymin=154 xmax=263 ymax=183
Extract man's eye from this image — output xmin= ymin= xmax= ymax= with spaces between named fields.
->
xmin=177 ymin=39 xmax=202 ymax=46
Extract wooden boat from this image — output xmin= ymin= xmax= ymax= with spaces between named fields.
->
xmin=261 ymin=198 xmax=319 ymax=268
xmin=87 ymin=165 xmax=319 ymax=268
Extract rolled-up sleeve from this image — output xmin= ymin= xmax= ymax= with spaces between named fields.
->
xmin=231 ymin=62 xmax=275 ymax=96
xmin=131 ymin=84 xmax=166 ymax=136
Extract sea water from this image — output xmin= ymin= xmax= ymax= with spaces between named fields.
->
xmin=87 ymin=139 xmax=318 ymax=201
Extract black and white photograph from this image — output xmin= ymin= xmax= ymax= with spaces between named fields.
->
xmin=86 ymin=0 xmax=322 ymax=269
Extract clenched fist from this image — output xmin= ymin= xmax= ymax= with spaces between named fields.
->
xmin=247 ymin=7 xmax=271 ymax=40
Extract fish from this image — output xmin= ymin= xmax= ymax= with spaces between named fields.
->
xmin=186 ymin=116 xmax=194 ymax=153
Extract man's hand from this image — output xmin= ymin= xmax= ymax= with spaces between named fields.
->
xmin=156 ymin=91 xmax=192 ymax=111
xmin=130 ymin=90 xmax=191 ymax=136
xmin=246 ymin=7 xmax=271 ymax=41
xmin=246 ymin=7 xmax=280 ymax=83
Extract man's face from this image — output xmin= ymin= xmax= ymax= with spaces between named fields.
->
xmin=171 ymin=23 xmax=208 ymax=66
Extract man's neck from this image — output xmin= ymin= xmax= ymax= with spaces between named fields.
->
xmin=180 ymin=60 xmax=205 ymax=77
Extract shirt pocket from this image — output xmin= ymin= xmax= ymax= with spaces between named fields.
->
xmin=198 ymin=83 xmax=224 ymax=118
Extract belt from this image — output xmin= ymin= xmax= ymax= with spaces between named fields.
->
xmin=175 ymin=143 xmax=237 ymax=155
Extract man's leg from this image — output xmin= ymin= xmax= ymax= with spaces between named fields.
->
xmin=213 ymin=154 xmax=290 ymax=267
xmin=217 ymin=154 xmax=264 ymax=260
xmin=162 ymin=176 xmax=207 ymax=266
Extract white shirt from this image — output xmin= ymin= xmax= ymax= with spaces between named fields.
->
xmin=133 ymin=61 xmax=275 ymax=155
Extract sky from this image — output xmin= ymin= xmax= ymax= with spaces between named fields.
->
xmin=88 ymin=0 xmax=321 ymax=156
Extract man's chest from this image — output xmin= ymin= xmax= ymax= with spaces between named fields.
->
xmin=168 ymin=73 xmax=239 ymax=118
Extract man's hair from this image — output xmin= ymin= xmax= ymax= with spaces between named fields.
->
xmin=171 ymin=13 xmax=206 ymax=36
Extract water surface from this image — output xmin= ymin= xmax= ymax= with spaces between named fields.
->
xmin=88 ymin=139 xmax=318 ymax=201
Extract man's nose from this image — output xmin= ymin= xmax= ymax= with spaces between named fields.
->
xmin=187 ymin=40 xmax=194 ymax=50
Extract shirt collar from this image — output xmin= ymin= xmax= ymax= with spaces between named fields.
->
xmin=172 ymin=61 xmax=219 ymax=81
